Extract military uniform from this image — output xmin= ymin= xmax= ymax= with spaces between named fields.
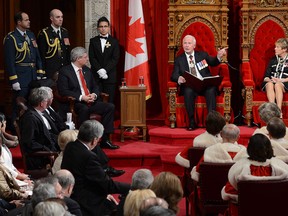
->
xmin=37 ymin=26 xmax=70 ymax=79
xmin=3 ymin=28 xmax=44 ymax=98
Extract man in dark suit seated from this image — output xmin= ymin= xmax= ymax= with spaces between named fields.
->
xmin=171 ymin=35 xmax=227 ymax=131
xmin=61 ymin=120 xmax=130 ymax=216
xmin=19 ymin=87 xmax=60 ymax=170
xmin=57 ymin=46 xmax=119 ymax=149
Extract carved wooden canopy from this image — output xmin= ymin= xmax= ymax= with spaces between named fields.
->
xmin=241 ymin=0 xmax=288 ymax=61
xmin=168 ymin=0 xmax=229 ymax=63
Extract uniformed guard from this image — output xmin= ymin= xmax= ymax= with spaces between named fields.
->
xmin=37 ymin=9 xmax=70 ymax=79
xmin=3 ymin=11 xmax=44 ymax=127
xmin=3 ymin=11 xmax=44 ymax=99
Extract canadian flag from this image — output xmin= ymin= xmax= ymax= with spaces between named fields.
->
xmin=124 ymin=0 xmax=152 ymax=100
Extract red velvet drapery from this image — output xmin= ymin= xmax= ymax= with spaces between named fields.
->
xmin=111 ymin=0 xmax=169 ymax=119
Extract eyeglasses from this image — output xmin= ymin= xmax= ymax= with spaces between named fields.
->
xmin=98 ymin=25 xmax=109 ymax=28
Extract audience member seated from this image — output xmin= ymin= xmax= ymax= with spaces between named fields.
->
xmin=0 ymin=144 xmax=29 ymax=202
xmin=140 ymin=197 xmax=169 ymax=214
xmin=191 ymin=124 xmax=247 ymax=181
xmin=0 ymin=121 xmax=31 ymax=185
xmin=262 ymin=38 xmax=288 ymax=118
xmin=123 ymin=189 xmax=156 ymax=216
xmin=149 ymin=172 xmax=183 ymax=215
xmin=57 ymin=46 xmax=119 ymax=149
xmin=175 ymin=111 xmax=226 ymax=168
xmin=253 ymin=102 xmax=288 ymax=139
xmin=33 ymin=199 xmax=71 ymax=216
xmin=52 ymin=130 xmax=78 ymax=174
xmin=19 ymin=87 xmax=60 ymax=170
xmin=0 ymin=113 xmax=18 ymax=148
xmin=170 ymin=35 xmax=227 ymax=131
xmin=54 ymin=169 xmax=82 ymax=216
xmin=267 ymin=117 xmax=288 ymax=162
xmin=117 ymin=168 xmax=154 ymax=216
xmin=141 ymin=205 xmax=176 ymax=216
xmin=61 ymin=120 xmax=130 ymax=216
xmin=221 ymin=134 xmax=288 ymax=216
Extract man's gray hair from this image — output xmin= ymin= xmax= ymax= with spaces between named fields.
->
xmin=39 ymin=86 xmax=53 ymax=99
xmin=31 ymin=183 xmax=57 ymax=208
xmin=258 ymin=102 xmax=281 ymax=123
xmin=131 ymin=169 xmax=154 ymax=190
xmin=54 ymin=169 xmax=75 ymax=190
xmin=70 ymin=46 xmax=87 ymax=62
xmin=78 ymin=120 xmax=104 ymax=142
xmin=29 ymin=87 xmax=50 ymax=107
xmin=34 ymin=200 xmax=69 ymax=216
xmin=221 ymin=124 xmax=240 ymax=141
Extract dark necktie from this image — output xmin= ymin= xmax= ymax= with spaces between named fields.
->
xmin=23 ymin=33 xmax=30 ymax=45
xmin=56 ymin=30 xmax=61 ymax=39
xmin=189 ymin=55 xmax=197 ymax=76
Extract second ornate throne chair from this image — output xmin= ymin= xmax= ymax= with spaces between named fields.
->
xmin=167 ymin=0 xmax=232 ymax=128
xmin=241 ymin=0 xmax=288 ymax=126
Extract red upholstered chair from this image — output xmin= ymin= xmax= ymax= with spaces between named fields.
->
xmin=237 ymin=179 xmax=288 ymax=216
xmin=167 ymin=22 xmax=232 ymax=128
xmin=191 ymin=162 xmax=234 ymax=216
xmin=241 ymin=3 xmax=288 ymax=126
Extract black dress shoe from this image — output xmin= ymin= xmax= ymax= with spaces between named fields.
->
xmin=100 ymin=141 xmax=120 ymax=149
xmin=187 ymin=123 xmax=196 ymax=131
xmin=105 ymin=167 xmax=125 ymax=177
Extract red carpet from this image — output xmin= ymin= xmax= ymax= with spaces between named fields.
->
xmin=10 ymin=124 xmax=256 ymax=216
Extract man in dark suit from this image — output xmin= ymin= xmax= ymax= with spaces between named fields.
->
xmin=54 ymin=169 xmax=82 ymax=216
xmin=19 ymin=87 xmax=59 ymax=170
xmin=57 ymin=46 xmax=119 ymax=149
xmin=89 ymin=16 xmax=120 ymax=104
xmin=171 ymin=35 xmax=227 ymax=131
xmin=61 ymin=120 xmax=130 ymax=216
xmin=37 ymin=9 xmax=70 ymax=79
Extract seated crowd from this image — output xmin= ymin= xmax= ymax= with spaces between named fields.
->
xmin=174 ymin=101 xmax=288 ymax=216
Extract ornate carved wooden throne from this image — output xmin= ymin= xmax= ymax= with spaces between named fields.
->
xmin=241 ymin=0 xmax=288 ymax=126
xmin=167 ymin=0 xmax=232 ymax=128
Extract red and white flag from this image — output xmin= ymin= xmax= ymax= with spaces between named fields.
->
xmin=124 ymin=0 xmax=152 ymax=100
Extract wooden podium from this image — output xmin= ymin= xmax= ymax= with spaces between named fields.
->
xmin=120 ymin=86 xmax=147 ymax=142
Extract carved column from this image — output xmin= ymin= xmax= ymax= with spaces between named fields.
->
xmin=84 ymin=0 xmax=110 ymax=50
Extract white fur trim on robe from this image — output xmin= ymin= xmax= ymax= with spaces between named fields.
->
xmin=175 ymin=152 xmax=190 ymax=168
xmin=221 ymin=157 xmax=288 ymax=202
xmin=191 ymin=143 xmax=247 ymax=182
xmin=204 ymin=143 xmax=247 ymax=163
xmin=253 ymin=126 xmax=288 ymax=140
xmin=271 ymin=139 xmax=288 ymax=162
xmin=193 ymin=131 xmax=222 ymax=148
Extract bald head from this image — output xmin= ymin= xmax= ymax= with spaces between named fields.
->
xmin=50 ymin=9 xmax=63 ymax=28
xmin=54 ymin=169 xmax=75 ymax=192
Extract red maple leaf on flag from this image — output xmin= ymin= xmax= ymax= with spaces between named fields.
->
xmin=126 ymin=17 xmax=145 ymax=57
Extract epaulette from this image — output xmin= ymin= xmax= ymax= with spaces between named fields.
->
xmin=61 ymin=27 xmax=68 ymax=31
xmin=37 ymin=27 xmax=48 ymax=37
xmin=3 ymin=31 xmax=14 ymax=44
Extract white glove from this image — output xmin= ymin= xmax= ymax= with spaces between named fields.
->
xmin=97 ymin=68 xmax=108 ymax=79
xmin=12 ymin=82 xmax=21 ymax=91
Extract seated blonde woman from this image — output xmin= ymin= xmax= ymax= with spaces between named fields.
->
xmin=124 ymin=189 xmax=156 ymax=216
xmin=262 ymin=38 xmax=288 ymax=117
xmin=52 ymin=129 xmax=78 ymax=174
